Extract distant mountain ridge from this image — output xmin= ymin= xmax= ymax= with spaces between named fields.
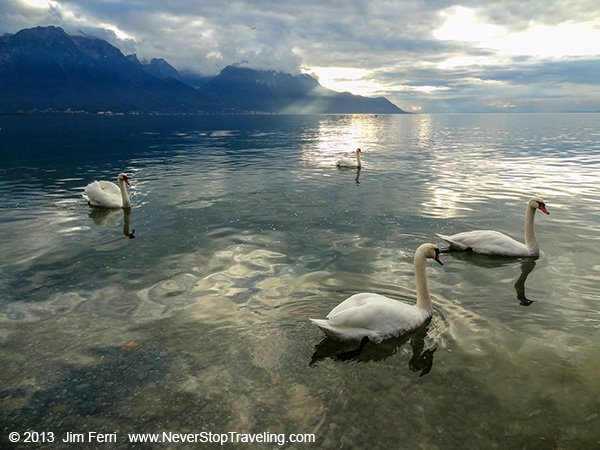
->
xmin=128 ymin=55 xmax=213 ymax=88
xmin=0 ymin=26 xmax=407 ymax=114
xmin=0 ymin=26 xmax=211 ymax=113
xmin=201 ymin=66 xmax=403 ymax=114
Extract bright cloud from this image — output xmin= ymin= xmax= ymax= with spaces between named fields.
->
xmin=438 ymin=55 xmax=501 ymax=69
xmin=302 ymin=66 xmax=384 ymax=96
xmin=19 ymin=0 xmax=57 ymax=9
xmin=435 ymin=5 xmax=600 ymax=59
xmin=98 ymin=22 xmax=134 ymax=41
xmin=490 ymin=22 xmax=600 ymax=58
xmin=434 ymin=6 xmax=506 ymax=42
xmin=399 ymin=85 xmax=450 ymax=94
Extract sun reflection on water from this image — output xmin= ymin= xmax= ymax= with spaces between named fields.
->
xmin=300 ymin=115 xmax=383 ymax=167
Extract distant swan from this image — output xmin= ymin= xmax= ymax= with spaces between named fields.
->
xmin=336 ymin=148 xmax=362 ymax=168
xmin=309 ymin=243 xmax=443 ymax=342
xmin=436 ymin=196 xmax=549 ymax=257
xmin=83 ymin=172 xmax=131 ymax=208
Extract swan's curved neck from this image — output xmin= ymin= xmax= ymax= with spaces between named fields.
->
xmin=118 ymin=180 xmax=131 ymax=208
xmin=414 ymin=253 xmax=432 ymax=310
xmin=356 ymin=151 xmax=361 ymax=167
xmin=524 ymin=205 xmax=538 ymax=254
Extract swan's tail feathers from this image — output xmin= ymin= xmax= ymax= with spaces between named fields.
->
xmin=309 ymin=318 xmax=329 ymax=329
xmin=435 ymin=233 xmax=471 ymax=251
xmin=81 ymin=193 xmax=91 ymax=205
xmin=309 ymin=318 xmax=340 ymax=339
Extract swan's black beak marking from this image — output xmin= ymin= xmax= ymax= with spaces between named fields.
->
xmin=434 ymin=248 xmax=443 ymax=265
xmin=538 ymin=203 xmax=549 ymax=215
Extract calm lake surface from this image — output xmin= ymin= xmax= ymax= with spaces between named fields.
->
xmin=1 ymin=113 xmax=599 ymax=449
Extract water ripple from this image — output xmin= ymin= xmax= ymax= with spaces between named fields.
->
xmin=2 ymin=113 xmax=600 ymax=447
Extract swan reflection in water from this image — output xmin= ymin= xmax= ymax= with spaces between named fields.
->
xmin=88 ymin=207 xmax=135 ymax=239
xmin=337 ymin=164 xmax=362 ymax=185
xmin=514 ymin=258 xmax=536 ymax=306
xmin=445 ymin=252 xmax=537 ymax=306
xmin=310 ymin=320 xmax=436 ymax=377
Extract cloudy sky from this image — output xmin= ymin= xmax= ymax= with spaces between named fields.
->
xmin=2 ymin=0 xmax=600 ymax=112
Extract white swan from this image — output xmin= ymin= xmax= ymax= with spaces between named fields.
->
xmin=82 ymin=172 xmax=132 ymax=208
xmin=436 ymin=196 xmax=549 ymax=257
xmin=309 ymin=243 xmax=443 ymax=342
xmin=336 ymin=148 xmax=362 ymax=168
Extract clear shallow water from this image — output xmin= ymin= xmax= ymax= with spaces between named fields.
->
xmin=1 ymin=113 xmax=599 ymax=448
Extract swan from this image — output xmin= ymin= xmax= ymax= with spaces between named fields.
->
xmin=82 ymin=172 xmax=131 ymax=208
xmin=436 ymin=196 xmax=549 ymax=257
xmin=309 ymin=243 xmax=443 ymax=342
xmin=336 ymin=148 xmax=362 ymax=168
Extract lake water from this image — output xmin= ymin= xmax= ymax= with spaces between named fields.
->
xmin=1 ymin=113 xmax=599 ymax=449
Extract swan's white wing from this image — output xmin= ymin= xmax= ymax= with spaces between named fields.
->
xmin=436 ymin=233 xmax=470 ymax=251
xmin=328 ymin=293 xmax=426 ymax=335
xmin=326 ymin=292 xmax=386 ymax=317
xmin=97 ymin=180 xmax=121 ymax=196
xmin=83 ymin=180 xmax=122 ymax=208
xmin=437 ymin=230 xmax=528 ymax=256
xmin=311 ymin=293 xmax=431 ymax=341
xmin=336 ymin=157 xmax=357 ymax=167
xmin=328 ymin=298 xmax=417 ymax=328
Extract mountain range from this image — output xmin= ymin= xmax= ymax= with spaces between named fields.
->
xmin=0 ymin=26 xmax=407 ymax=114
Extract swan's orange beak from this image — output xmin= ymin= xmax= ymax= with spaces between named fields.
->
xmin=123 ymin=177 xmax=130 ymax=186
xmin=434 ymin=249 xmax=443 ymax=265
xmin=539 ymin=204 xmax=549 ymax=215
